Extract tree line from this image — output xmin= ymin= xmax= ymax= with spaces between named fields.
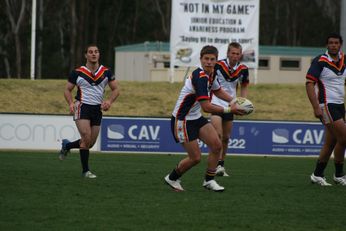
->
xmin=0 ymin=0 xmax=340 ymax=79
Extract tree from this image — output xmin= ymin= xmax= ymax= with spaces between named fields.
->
xmin=0 ymin=0 xmax=342 ymax=79
xmin=4 ymin=0 xmax=27 ymax=78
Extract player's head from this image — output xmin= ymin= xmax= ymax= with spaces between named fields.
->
xmin=227 ymin=42 xmax=243 ymax=65
xmin=84 ymin=44 xmax=100 ymax=64
xmin=200 ymin=45 xmax=218 ymax=59
xmin=200 ymin=45 xmax=218 ymax=74
xmin=326 ymin=33 xmax=343 ymax=56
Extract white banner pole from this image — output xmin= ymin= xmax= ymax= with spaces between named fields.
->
xmin=30 ymin=0 xmax=37 ymax=80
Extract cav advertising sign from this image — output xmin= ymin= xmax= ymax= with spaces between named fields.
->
xmin=170 ymin=0 xmax=259 ymax=68
xmin=101 ymin=117 xmax=324 ymax=156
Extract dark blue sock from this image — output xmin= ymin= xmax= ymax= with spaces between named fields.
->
xmin=66 ymin=139 xmax=80 ymax=150
xmin=314 ymin=160 xmax=327 ymax=177
xmin=80 ymin=149 xmax=89 ymax=173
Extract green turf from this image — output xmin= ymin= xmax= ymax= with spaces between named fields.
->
xmin=0 ymin=151 xmax=345 ymax=231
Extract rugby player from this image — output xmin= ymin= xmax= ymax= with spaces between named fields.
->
xmin=306 ymin=33 xmax=346 ymax=186
xmin=164 ymin=45 xmax=244 ymax=192
xmin=59 ymin=44 xmax=120 ymax=178
xmin=210 ymin=42 xmax=249 ymax=177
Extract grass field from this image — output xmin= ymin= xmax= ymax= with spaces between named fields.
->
xmin=1 ymin=80 xmax=346 ymax=230
xmin=1 ymin=151 xmax=345 ymax=231
xmin=0 ymin=79 xmax=321 ymax=121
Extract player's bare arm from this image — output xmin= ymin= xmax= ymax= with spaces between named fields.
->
xmin=64 ymin=81 xmax=76 ymax=114
xmin=240 ymin=84 xmax=248 ymax=98
xmin=101 ymin=79 xmax=120 ymax=111
xmin=213 ymin=88 xmax=232 ymax=102
xmin=305 ymin=80 xmax=323 ymax=120
xmin=212 ymin=88 xmax=245 ymax=115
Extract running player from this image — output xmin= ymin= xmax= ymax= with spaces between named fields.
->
xmin=211 ymin=42 xmax=249 ymax=176
xmin=164 ymin=45 xmax=244 ymax=192
xmin=59 ymin=44 xmax=120 ymax=178
xmin=306 ymin=33 xmax=346 ymax=186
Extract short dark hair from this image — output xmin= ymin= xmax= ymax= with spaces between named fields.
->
xmin=227 ymin=42 xmax=242 ymax=53
xmin=84 ymin=44 xmax=99 ymax=54
xmin=200 ymin=45 xmax=218 ymax=59
xmin=326 ymin=33 xmax=343 ymax=44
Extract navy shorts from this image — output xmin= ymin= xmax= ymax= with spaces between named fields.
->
xmin=210 ymin=112 xmax=234 ymax=121
xmin=320 ymin=103 xmax=345 ymax=124
xmin=74 ymin=101 xmax=102 ymax=126
xmin=171 ymin=116 xmax=209 ymax=143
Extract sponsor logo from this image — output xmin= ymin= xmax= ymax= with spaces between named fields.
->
xmin=107 ymin=124 xmax=160 ymax=141
xmin=107 ymin=125 xmax=125 ymax=140
xmin=272 ymin=128 xmax=324 ymax=145
xmin=272 ymin=129 xmax=289 ymax=144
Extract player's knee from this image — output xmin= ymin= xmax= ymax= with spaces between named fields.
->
xmin=80 ymin=138 xmax=91 ymax=149
xmin=190 ymin=155 xmax=201 ymax=165
xmin=210 ymin=142 xmax=222 ymax=155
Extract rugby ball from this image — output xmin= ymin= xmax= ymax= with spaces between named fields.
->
xmin=231 ymin=97 xmax=254 ymax=115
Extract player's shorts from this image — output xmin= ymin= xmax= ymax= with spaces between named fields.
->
xmin=171 ymin=116 xmax=209 ymax=143
xmin=74 ymin=101 xmax=102 ymax=126
xmin=210 ymin=112 xmax=234 ymax=121
xmin=320 ymin=103 xmax=345 ymax=124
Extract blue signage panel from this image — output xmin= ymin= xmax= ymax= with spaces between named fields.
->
xmin=101 ymin=117 xmax=185 ymax=153
xmin=101 ymin=117 xmax=323 ymax=156
xmin=218 ymin=120 xmax=323 ymax=156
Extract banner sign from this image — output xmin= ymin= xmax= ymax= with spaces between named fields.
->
xmin=0 ymin=114 xmax=92 ymax=150
xmin=100 ymin=117 xmax=184 ymax=153
xmin=170 ymin=0 xmax=259 ymax=68
xmin=101 ymin=117 xmax=324 ymax=156
xmin=0 ymin=114 xmax=324 ymax=156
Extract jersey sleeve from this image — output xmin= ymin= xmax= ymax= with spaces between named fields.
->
xmin=105 ymin=69 xmax=116 ymax=81
xmin=306 ymin=56 xmax=322 ymax=82
xmin=191 ymin=70 xmax=210 ymax=102
xmin=68 ymin=70 xmax=79 ymax=84
xmin=240 ymin=67 xmax=249 ymax=85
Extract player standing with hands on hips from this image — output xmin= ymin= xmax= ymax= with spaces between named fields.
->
xmin=164 ymin=45 xmax=244 ymax=192
xmin=59 ymin=44 xmax=120 ymax=178
xmin=211 ymin=42 xmax=249 ymax=176
xmin=306 ymin=33 xmax=346 ymax=186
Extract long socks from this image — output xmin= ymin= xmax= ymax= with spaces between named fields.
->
xmin=80 ymin=149 xmax=90 ymax=173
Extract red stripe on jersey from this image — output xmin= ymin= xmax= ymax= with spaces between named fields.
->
xmin=94 ymin=66 xmax=108 ymax=81
xmin=218 ymin=61 xmax=231 ymax=77
xmin=197 ymin=96 xmax=209 ymax=101
xmin=77 ymin=66 xmax=108 ymax=81
xmin=320 ymin=80 xmax=327 ymax=104
xmin=199 ymin=71 xmax=208 ymax=78
xmin=77 ymin=68 xmax=93 ymax=79
xmin=319 ymin=55 xmax=344 ymax=71
xmin=176 ymin=93 xmax=194 ymax=118
xmin=306 ymin=74 xmax=318 ymax=82
xmin=78 ymin=86 xmax=83 ymax=102
xmin=231 ymin=65 xmax=247 ymax=78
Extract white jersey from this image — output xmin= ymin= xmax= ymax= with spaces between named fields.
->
xmin=306 ymin=51 xmax=346 ymax=104
xmin=68 ymin=65 xmax=115 ymax=105
xmin=172 ymin=67 xmax=221 ymax=120
xmin=211 ymin=58 xmax=249 ymax=107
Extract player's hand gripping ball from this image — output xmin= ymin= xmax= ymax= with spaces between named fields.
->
xmin=231 ymin=97 xmax=254 ymax=115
